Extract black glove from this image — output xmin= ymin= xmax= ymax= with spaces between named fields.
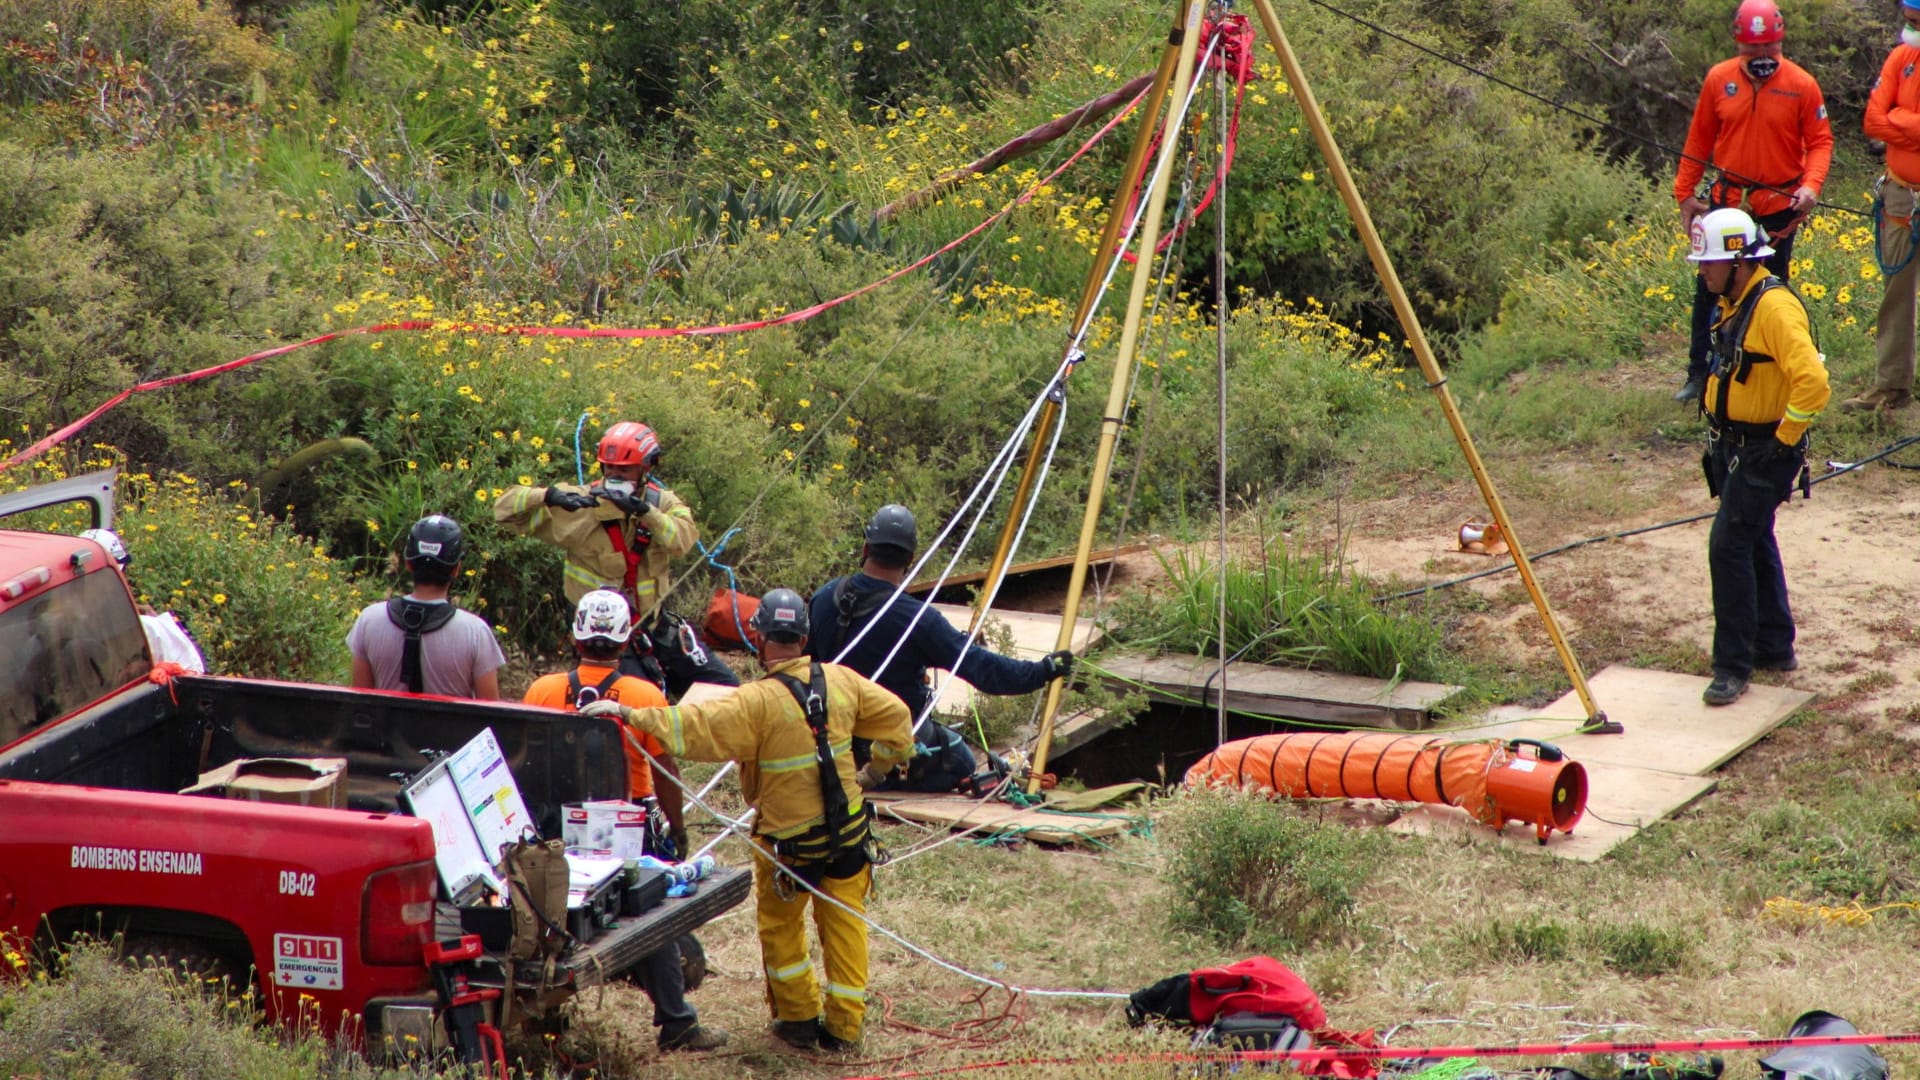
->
xmin=591 ymin=484 xmax=646 ymax=516
xmin=668 ymin=826 xmax=690 ymax=861
xmin=1042 ymin=649 xmax=1075 ymax=681
xmin=543 ymin=486 xmax=599 ymax=512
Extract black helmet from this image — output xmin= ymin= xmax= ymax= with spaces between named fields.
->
xmin=750 ymin=587 xmax=810 ymax=643
xmin=1760 ymin=1012 xmax=1887 ymax=1080
xmin=864 ymin=504 xmax=917 ymax=553
xmin=405 ymin=514 xmax=465 ymax=571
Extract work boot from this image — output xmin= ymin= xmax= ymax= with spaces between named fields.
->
xmin=1837 ymin=387 xmax=1914 ymax=413
xmin=771 ymin=1018 xmax=821 ymax=1051
xmin=1673 ymin=373 xmax=1708 ymax=404
xmin=659 ymin=1024 xmax=729 ymax=1052
xmin=1754 ymin=652 xmax=1798 ymax=673
xmin=1703 ymin=672 xmax=1749 ymax=706
xmin=817 ymin=1024 xmax=862 ymax=1054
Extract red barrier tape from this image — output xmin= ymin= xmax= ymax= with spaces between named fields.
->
xmin=836 ymin=1032 xmax=1920 ymax=1080
xmin=2 ymin=83 xmax=1150 ymax=477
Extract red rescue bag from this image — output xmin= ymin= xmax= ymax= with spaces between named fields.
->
xmin=703 ymin=588 xmax=761 ymax=651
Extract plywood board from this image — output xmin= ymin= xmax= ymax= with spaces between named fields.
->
xmin=867 ymin=791 xmax=1137 ymax=846
xmin=1094 ymin=651 xmax=1462 ymax=731
xmin=1440 ymin=665 xmax=1814 ymax=776
xmin=927 ymin=605 xmax=1100 ymax=715
xmin=903 ymin=543 xmax=1153 ymax=595
xmin=1387 ymin=759 xmax=1718 ymax=862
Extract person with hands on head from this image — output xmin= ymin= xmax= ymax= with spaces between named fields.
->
xmin=494 ymin=420 xmax=737 ymax=697
xmin=1842 ymin=0 xmax=1920 ymax=415
xmin=805 ymin=504 xmax=1074 ymax=793
xmin=1671 ymin=0 xmax=1832 ymax=405
xmin=1690 ymin=207 xmax=1828 ymax=707
xmin=582 ymin=588 xmax=914 ymax=1055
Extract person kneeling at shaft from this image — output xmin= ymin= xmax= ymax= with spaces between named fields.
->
xmin=583 ymin=588 xmax=913 ymax=1054
xmin=1689 ymin=207 xmax=1828 ymax=707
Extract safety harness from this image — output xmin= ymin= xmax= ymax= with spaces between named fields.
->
xmin=384 ymin=597 xmax=457 ymax=693
xmin=1705 ymin=275 xmax=1812 ymax=500
xmin=767 ymin=662 xmax=876 ymax=887
xmin=567 ymin=666 xmax=623 ymax=708
xmin=824 ymin=577 xmax=889 ymax=656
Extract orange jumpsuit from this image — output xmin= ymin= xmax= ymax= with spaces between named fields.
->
xmin=1674 ymin=57 xmax=1832 ymax=217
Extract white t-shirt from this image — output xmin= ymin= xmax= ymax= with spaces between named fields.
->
xmin=141 ymin=612 xmax=206 ymax=674
xmin=346 ymin=598 xmax=505 ymax=697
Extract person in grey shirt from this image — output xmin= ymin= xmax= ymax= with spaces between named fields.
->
xmin=348 ymin=515 xmax=504 ymax=698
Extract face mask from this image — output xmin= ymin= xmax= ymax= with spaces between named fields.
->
xmin=1746 ymin=56 xmax=1779 ymax=79
xmin=1903 ymin=25 xmax=1920 ymax=49
xmin=600 ymin=478 xmax=637 ymax=499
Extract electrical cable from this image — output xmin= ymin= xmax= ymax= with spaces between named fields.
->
xmin=1375 ymin=431 xmax=1920 ymax=604
xmin=1298 ymin=0 xmax=1867 ymax=219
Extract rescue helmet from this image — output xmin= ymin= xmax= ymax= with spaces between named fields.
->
xmin=573 ymin=589 xmax=634 ymax=645
xmin=597 ymin=421 xmax=663 ymax=471
xmin=404 ymin=514 xmax=466 ymax=571
xmin=749 ymin=587 xmax=810 ymax=644
xmin=1731 ymin=0 xmax=1784 ymax=44
xmin=80 ymin=528 xmax=130 ymax=568
xmin=1686 ymin=207 xmax=1775 ymax=262
xmin=864 ymin=503 xmax=918 ymax=553
xmin=1906 ymin=0 xmax=1920 ymax=11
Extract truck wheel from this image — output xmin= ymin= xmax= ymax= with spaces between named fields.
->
xmin=119 ymin=933 xmax=245 ymax=993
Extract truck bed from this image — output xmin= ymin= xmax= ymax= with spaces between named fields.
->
xmin=434 ymin=867 xmax=751 ymax=990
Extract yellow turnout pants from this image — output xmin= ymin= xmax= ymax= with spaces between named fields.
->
xmin=751 ymin=837 xmax=872 ymax=1042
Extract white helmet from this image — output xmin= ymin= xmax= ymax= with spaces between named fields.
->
xmin=573 ymin=589 xmax=634 ymax=645
xmin=80 ymin=528 xmax=130 ymax=568
xmin=1687 ymin=207 xmax=1774 ymax=263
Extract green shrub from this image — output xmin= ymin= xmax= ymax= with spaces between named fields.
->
xmin=1588 ymin=922 xmax=1693 ymax=978
xmin=1162 ymin=786 xmax=1381 ymax=952
xmin=1110 ymin=538 xmax=1450 ymax=682
xmin=1456 ymin=915 xmax=1575 ymax=964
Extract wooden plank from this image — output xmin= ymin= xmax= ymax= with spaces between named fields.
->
xmin=1439 ymin=665 xmax=1814 ymax=776
xmin=866 ymin=791 xmax=1136 ymax=846
xmin=903 ymin=543 xmax=1154 ymax=595
xmin=928 ymin=606 xmax=1100 ymax=715
xmin=1095 ymin=651 xmax=1462 ymax=731
xmin=1387 ymin=760 xmax=1718 ymax=863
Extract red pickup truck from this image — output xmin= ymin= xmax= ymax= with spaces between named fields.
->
xmin=0 ymin=470 xmax=746 ymax=1057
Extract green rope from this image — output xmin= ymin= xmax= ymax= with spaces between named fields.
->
xmin=1398 ymin=1059 xmax=1486 ymax=1080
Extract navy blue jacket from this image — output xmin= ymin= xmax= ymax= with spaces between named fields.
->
xmin=807 ymin=572 xmax=1053 ymax=719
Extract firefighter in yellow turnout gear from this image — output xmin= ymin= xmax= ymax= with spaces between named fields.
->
xmin=495 ymin=420 xmax=737 ymax=697
xmin=584 ymin=587 xmax=913 ymax=1053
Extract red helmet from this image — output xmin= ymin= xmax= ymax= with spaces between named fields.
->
xmin=597 ymin=421 xmax=662 ymax=469
xmin=1732 ymin=0 xmax=1784 ymax=44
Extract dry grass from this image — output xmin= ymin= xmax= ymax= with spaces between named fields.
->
xmin=547 ymin=703 xmax=1920 ymax=1079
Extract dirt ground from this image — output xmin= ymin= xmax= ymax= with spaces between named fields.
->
xmin=1321 ymin=442 xmax=1920 ymax=729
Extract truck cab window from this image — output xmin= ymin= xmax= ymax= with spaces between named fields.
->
xmin=0 ymin=569 xmax=149 ymax=746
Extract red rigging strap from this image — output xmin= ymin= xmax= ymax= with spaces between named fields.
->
xmin=837 ymin=1032 xmax=1920 ymax=1080
xmin=0 ymin=82 xmax=1154 ymax=476
xmin=1121 ymin=14 xmax=1260 ymax=264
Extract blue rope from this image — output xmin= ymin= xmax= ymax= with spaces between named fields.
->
xmin=695 ymin=526 xmax=756 ymax=654
xmin=573 ymin=411 xmax=590 ymax=486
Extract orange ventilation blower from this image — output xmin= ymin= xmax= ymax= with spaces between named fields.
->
xmin=1184 ymin=733 xmax=1587 ymax=843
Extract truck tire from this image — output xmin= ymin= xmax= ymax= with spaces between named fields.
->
xmin=119 ymin=933 xmax=246 ymax=992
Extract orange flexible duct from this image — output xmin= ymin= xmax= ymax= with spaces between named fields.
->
xmin=1184 ymin=732 xmax=1588 ymax=843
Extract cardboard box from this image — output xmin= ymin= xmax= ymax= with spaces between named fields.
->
xmin=561 ymin=800 xmax=648 ymax=859
xmin=183 ymin=757 xmax=349 ymax=809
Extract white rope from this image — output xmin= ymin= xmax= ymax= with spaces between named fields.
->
xmin=616 ymin=724 xmax=1128 ymax=1001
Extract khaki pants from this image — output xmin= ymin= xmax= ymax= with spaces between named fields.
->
xmin=751 ymin=837 xmax=873 ymax=1043
xmin=1874 ymin=176 xmax=1919 ymax=393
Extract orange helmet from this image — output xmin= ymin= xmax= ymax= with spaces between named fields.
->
xmin=1732 ymin=0 xmax=1783 ymax=44
xmin=597 ymin=421 xmax=662 ymax=470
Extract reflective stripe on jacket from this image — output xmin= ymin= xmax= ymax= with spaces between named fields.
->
xmin=493 ymin=481 xmax=697 ymax=618
xmin=624 ymin=657 xmax=913 ymax=840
